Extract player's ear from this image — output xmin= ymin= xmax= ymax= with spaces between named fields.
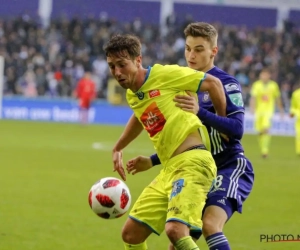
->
xmin=136 ymin=55 xmax=142 ymax=68
xmin=211 ymin=46 xmax=218 ymax=58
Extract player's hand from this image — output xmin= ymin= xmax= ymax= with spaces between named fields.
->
xmin=290 ymin=113 xmax=295 ymax=118
xmin=174 ymin=91 xmax=199 ymax=115
xmin=112 ymin=149 xmax=126 ymax=181
xmin=126 ymin=156 xmax=153 ymax=175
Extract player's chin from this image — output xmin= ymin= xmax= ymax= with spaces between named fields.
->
xmin=188 ymin=63 xmax=198 ymax=70
xmin=118 ymin=81 xmax=127 ymax=89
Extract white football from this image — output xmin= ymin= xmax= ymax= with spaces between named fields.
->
xmin=88 ymin=177 xmax=131 ymax=219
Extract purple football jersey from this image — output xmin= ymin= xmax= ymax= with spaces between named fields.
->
xmin=198 ymin=66 xmax=245 ymax=168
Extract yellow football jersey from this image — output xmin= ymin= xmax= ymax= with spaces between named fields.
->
xmin=290 ymin=88 xmax=300 ymax=123
xmin=126 ymin=64 xmax=210 ymax=166
xmin=251 ymin=80 xmax=280 ymax=114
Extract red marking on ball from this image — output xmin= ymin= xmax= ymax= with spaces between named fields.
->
xmin=96 ymin=194 xmax=115 ymax=208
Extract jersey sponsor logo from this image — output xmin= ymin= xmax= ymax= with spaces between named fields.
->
xmin=170 ymin=179 xmax=184 ymax=200
xmin=261 ymin=94 xmax=270 ymax=102
xmin=140 ymin=102 xmax=166 ymax=137
xmin=135 ymin=91 xmax=145 ymax=100
xmin=149 ymin=90 xmax=160 ymax=98
xmin=229 ymin=93 xmax=244 ymax=107
xmin=224 ymin=83 xmax=239 ymax=92
xmin=203 ymin=92 xmax=210 ymax=102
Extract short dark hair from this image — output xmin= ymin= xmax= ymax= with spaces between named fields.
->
xmin=184 ymin=22 xmax=218 ymax=46
xmin=260 ymin=68 xmax=271 ymax=74
xmin=103 ymin=34 xmax=141 ymax=60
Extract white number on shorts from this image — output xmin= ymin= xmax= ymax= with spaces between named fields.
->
xmin=214 ymin=175 xmax=223 ymax=189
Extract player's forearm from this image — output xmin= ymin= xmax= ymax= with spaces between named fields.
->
xmin=113 ymin=114 xmax=143 ymax=151
xmin=198 ymin=109 xmax=244 ymax=139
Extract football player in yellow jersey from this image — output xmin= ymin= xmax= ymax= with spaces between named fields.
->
xmin=290 ymin=83 xmax=300 ymax=155
xmin=104 ymin=34 xmax=226 ymax=250
xmin=250 ymin=68 xmax=284 ymax=157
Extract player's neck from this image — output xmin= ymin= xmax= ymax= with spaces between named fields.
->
xmin=200 ymin=62 xmax=215 ymax=73
xmin=203 ymin=64 xmax=215 ymax=73
xmin=131 ymin=68 xmax=148 ymax=92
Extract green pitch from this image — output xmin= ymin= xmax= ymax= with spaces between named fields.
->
xmin=0 ymin=120 xmax=299 ymax=250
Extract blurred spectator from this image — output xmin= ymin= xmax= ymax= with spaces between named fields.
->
xmin=0 ymin=14 xmax=299 ymax=108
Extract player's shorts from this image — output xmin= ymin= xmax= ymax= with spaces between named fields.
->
xmin=79 ymin=98 xmax=91 ymax=109
xmin=190 ymin=154 xmax=254 ymax=239
xmin=206 ymin=154 xmax=254 ymax=215
xmin=255 ymin=112 xmax=272 ymax=132
xmin=129 ymin=146 xmax=217 ymax=235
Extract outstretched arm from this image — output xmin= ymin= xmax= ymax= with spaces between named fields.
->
xmin=112 ymin=114 xmax=144 ymax=180
xmin=113 ymin=114 xmax=143 ymax=151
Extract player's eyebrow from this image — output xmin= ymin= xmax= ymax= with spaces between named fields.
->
xmin=108 ymin=59 xmax=126 ymax=66
xmin=186 ymin=44 xmax=205 ymax=48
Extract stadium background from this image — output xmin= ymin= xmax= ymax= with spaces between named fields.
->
xmin=0 ymin=0 xmax=299 ymax=250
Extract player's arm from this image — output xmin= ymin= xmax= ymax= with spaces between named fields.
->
xmin=126 ymin=155 xmax=155 ymax=174
xmin=198 ymin=109 xmax=244 ymax=139
xmin=198 ymin=74 xmax=226 ymax=117
xmin=249 ymin=83 xmax=257 ymax=114
xmin=274 ymin=83 xmax=284 ymax=115
xmin=112 ymin=114 xmax=144 ymax=180
xmin=290 ymin=92 xmax=297 ymax=118
xmin=175 ymin=89 xmax=244 ymax=139
xmin=172 ymin=68 xmax=226 ymax=116
xmin=113 ymin=114 xmax=143 ymax=151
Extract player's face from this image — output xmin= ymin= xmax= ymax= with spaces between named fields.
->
xmin=107 ymin=53 xmax=141 ymax=90
xmin=260 ymin=71 xmax=271 ymax=83
xmin=185 ymin=36 xmax=217 ymax=72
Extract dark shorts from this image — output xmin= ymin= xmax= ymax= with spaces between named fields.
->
xmin=190 ymin=154 xmax=254 ymax=239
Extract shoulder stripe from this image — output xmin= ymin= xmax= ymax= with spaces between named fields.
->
xmin=227 ymin=110 xmax=244 ymax=116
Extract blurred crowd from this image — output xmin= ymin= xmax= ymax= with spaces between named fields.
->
xmin=1 ymin=14 xmax=300 ymax=109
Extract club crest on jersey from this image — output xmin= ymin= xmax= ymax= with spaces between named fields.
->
xmin=135 ymin=91 xmax=144 ymax=100
xmin=203 ymin=92 xmax=210 ymax=102
xmin=149 ymin=90 xmax=160 ymax=98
